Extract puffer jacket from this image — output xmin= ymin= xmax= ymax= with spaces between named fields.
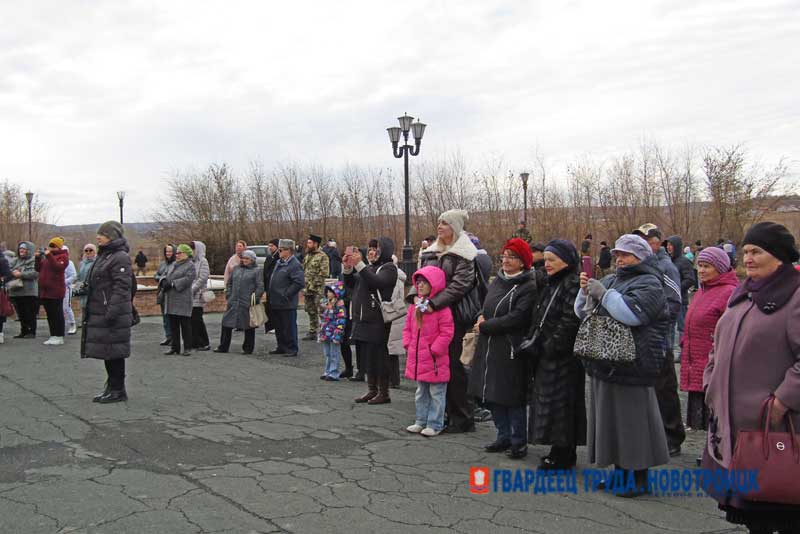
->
xmin=318 ymin=281 xmax=348 ymax=344
xmin=80 ymin=238 xmax=133 ymax=360
xmin=191 ymin=241 xmax=211 ymax=307
xmin=679 ymin=269 xmax=738 ymax=392
xmin=154 ymin=244 xmax=175 ymax=285
xmin=403 ymin=266 xmax=455 ymax=383
xmin=8 ymin=242 xmax=38 ymax=297
xmin=344 ymin=237 xmax=398 ymax=343
xmin=35 ymin=248 xmax=69 ymax=299
xmin=468 ymin=269 xmax=538 ymax=406
xmin=575 ymin=255 xmax=669 ymax=386
xmin=411 ymin=232 xmax=478 ymax=323
xmin=163 ymin=258 xmax=196 ymax=317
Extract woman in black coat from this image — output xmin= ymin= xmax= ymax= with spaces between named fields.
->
xmin=526 ymin=239 xmax=585 ymax=470
xmin=80 ymin=221 xmax=133 ymax=404
xmin=343 ymin=237 xmax=398 ymax=405
xmin=468 ymin=238 xmax=537 ymax=459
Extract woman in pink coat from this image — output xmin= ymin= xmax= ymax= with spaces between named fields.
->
xmin=679 ymin=247 xmax=738 ymax=430
xmin=403 ymin=265 xmax=454 ymax=437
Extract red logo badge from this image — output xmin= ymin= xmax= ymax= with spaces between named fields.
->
xmin=470 ymin=467 xmax=490 ymax=494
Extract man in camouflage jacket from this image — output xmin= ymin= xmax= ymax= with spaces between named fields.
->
xmin=302 ymin=234 xmax=330 ymax=339
xmin=511 ymin=221 xmax=532 ymax=243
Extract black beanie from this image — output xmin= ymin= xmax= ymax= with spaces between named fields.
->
xmin=742 ymin=222 xmax=799 ymax=264
xmin=269 ymin=238 xmax=280 ymax=247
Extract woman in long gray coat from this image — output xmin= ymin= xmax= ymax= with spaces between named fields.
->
xmin=574 ymin=234 xmax=670 ymax=497
xmin=162 ymin=244 xmax=196 ymax=356
xmin=215 ymin=250 xmax=264 ymax=354
xmin=703 ymin=222 xmax=800 ymax=533
xmin=81 ymin=221 xmax=132 ymax=404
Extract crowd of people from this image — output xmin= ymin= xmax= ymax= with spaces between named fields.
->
xmin=1 ymin=213 xmax=799 ymax=533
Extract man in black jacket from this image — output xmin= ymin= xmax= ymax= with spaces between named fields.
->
xmin=262 ymin=239 xmax=280 ymax=334
xmin=664 ymin=235 xmax=696 ymax=342
xmin=597 ymin=241 xmax=612 ymax=277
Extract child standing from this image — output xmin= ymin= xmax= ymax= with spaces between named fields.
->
xmin=318 ymin=281 xmax=347 ymax=381
xmin=402 ymin=266 xmax=454 ymax=437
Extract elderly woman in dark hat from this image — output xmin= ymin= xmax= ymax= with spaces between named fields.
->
xmin=574 ymin=234 xmax=670 ymax=497
xmin=215 ymin=250 xmax=264 ymax=354
xmin=468 ymin=238 xmax=538 ymax=459
xmin=526 ymin=239 xmax=585 ymax=470
xmin=703 ymin=222 xmax=800 ymax=533
xmin=81 ymin=221 xmax=133 ymax=403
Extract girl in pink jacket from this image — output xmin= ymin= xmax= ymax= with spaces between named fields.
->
xmin=403 ymin=265 xmax=454 ymax=437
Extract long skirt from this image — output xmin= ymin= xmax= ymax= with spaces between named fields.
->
xmin=588 ymin=376 xmax=670 ymax=470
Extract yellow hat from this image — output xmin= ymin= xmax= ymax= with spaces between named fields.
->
xmin=48 ymin=237 xmax=65 ymax=248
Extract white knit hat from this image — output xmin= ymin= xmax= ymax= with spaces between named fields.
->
xmin=438 ymin=209 xmax=469 ymax=237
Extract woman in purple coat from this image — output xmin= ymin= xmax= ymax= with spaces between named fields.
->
xmin=703 ymin=222 xmax=800 ymax=533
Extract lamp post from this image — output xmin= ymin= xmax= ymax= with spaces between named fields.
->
xmin=387 ymin=113 xmax=426 ymax=279
xmin=117 ymin=191 xmax=125 ymax=224
xmin=25 ymin=191 xmax=34 ymax=241
xmin=520 ymin=172 xmax=529 ymax=226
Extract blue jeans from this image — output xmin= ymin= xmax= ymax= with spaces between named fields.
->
xmin=415 ymin=382 xmax=447 ymax=431
xmin=490 ymin=403 xmax=527 ymax=446
xmin=323 ymin=341 xmax=341 ymax=378
xmin=161 ymin=303 xmax=172 ymax=339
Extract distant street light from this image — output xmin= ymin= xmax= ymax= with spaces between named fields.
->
xmin=117 ymin=191 xmax=126 ymax=224
xmin=25 ymin=191 xmax=34 ymax=241
xmin=386 ymin=113 xmax=426 ymax=279
xmin=520 ymin=172 xmax=530 ymax=225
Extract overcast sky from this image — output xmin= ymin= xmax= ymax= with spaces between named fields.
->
xmin=3 ymin=0 xmax=798 ymax=225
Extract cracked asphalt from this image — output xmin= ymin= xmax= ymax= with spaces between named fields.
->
xmin=0 ymin=314 xmax=744 ymax=533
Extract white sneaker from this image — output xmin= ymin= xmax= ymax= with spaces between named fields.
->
xmin=51 ymin=337 xmax=64 ymax=345
xmin=67 ymin=324 xmax=77 ymax=335
xmin=0 ymin=333 xmax=4 ymax=344
xmin=43 ymin=337 xmax=56 ymax=345
xmin=421 ymin=427 xmax=441 ymax=437
xmin=406 ymin=424 xmax=424 ymax=434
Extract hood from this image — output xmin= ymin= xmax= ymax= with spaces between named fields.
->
xmin=665 ymin=236 xmax=684 ymax=260
xmin=702 ymin=268 xmax=739 ymax=290
xmin=374 ymin=236 xmax=394 ymax=266
xmin=15 ymin=242 xmax=35 ymax=264
xmin=616 ymin=255 xmax=662 ymax=280
xmin=164 ymin=244 xmax=176 ymax=263
xmin=100 ymin=237 xmax=130 ymax=254
xmin=192 ymin=241 xmax=206 ymax=262
xmin=412 ymin=265 xmax=447 ymax=298
xmin=396 ymin=267 xmax=407 ymax=283
xmin=424 ymin=232 xmax=477 ymax=262
xmin=324 ymin=280 xmax=346 ymax=300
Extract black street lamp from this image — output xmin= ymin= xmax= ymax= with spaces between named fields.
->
xmin=520 ymin=172 xmax=529 ymax=226
xmin=387 ymin=113 xmax=426 ymax=279
xmin=117 ymin=191 xmax=125 ymax=224
xmin=25 ymin=191 xmax=34 ymax=241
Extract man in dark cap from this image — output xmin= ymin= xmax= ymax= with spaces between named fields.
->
xmin=633 ymin=223 xmax=685 ymax=457
xmin=262 ymin=239 xmax=280 ymax=334
xmin=302 ymin=234 xmax=329 ymax=340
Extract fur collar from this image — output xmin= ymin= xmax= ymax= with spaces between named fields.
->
xmin=423 ymin=232 xmax=477 ymax=262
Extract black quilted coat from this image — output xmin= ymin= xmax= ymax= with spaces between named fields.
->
xmin=81 ymin=238 xmax=133 ymax=360
xmin=527 ymin=269 xmax=586 ymax=447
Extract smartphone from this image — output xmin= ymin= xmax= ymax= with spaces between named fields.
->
xmin=582 ymin=256 xmax=594 ymax=279
xmin=344 ymin=246 xmax=356 ymax=257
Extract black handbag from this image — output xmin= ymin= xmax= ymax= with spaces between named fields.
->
xmin=518 ymin=285 xmax=561 ymax=358
xmin=453 ymin=260 xmax=487 ymax=328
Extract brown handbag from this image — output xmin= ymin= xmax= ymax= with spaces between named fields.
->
xmin=731 ymin=396 xmax=800 ymax=505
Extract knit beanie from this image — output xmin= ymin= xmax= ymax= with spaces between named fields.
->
xmin=697 ymin=246 xmax=731 ymax=274
xmin=742 ymin=222 xmax=799 ymax=264
xmin=97 ymin=221 xmax=124 ymax=241
xmin=269 ymin=238 xmax=280 ymax=247
xmin=177 ymin=244 xmax=193 ymax=257
xmin=438 ymin=209 xmax=469 ymax=237
xmin=242 ymin=250 xmax=257 ymax=261
xmin=502 ymin=238 xmax=533 ymax=270
xmin=544 ymin=239 xmax=579 ymax=269
xmin=48 ymin=236 xmax=65 ymax=248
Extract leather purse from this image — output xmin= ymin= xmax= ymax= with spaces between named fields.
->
xmin=731 ymin=396 xmax=800 ymax=505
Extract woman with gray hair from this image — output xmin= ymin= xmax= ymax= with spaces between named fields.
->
xmin=74 ymin=244 xmax=97 ymax=327
xmin=215 ymin=250 xmax=263 ymax=354
xmin=574 ymin=234 xmax=670 ymax=497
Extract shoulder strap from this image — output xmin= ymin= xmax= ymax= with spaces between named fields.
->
xmin=536 ymin=285 xmax=561 ymax=331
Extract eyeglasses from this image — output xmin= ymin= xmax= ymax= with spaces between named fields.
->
xmin=175 ymin=251 xmax=185 ymax=255
xmin=84 ymin=249 xmax=95 ymax=252
xmin=501 ymin=254 xmax=520 ymax=260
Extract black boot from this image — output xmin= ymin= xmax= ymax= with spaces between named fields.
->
xmin=349 ymin=370 xmax=365 ymax=382
xmin=96 ymin=389 xmax=128 ymax=404
xmin=617 ymin=469 xmax=650 ymax=498
xmin=159 ymin=338 xmax=172 ymax=346
xmin=92 ymin=382 xmax=110 ymax=402
xmin=338 ymin=367 xmax=353 ymax=379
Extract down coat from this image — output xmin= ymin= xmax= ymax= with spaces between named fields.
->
xmin=344 ymin=237 xmax=398 ymax=343
xmin=402 ymin=266 xmax=455 ymax=383
xmin=8 ymin=242 xmax=38 ymax=297
xmin=191 ymin=241 xmax=211 ymax=308
xmin=35 ymin=248 xmax=69 ymax=300
xmin=468 ymin=269 xmax=538 ymax=406
xmin=679 ymin=269 xmax=738 ymax=393
xmin=80 ymin=237 xmax=133 ymax=360
xmin=222 ymin=260 xmax=264 ymax=330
